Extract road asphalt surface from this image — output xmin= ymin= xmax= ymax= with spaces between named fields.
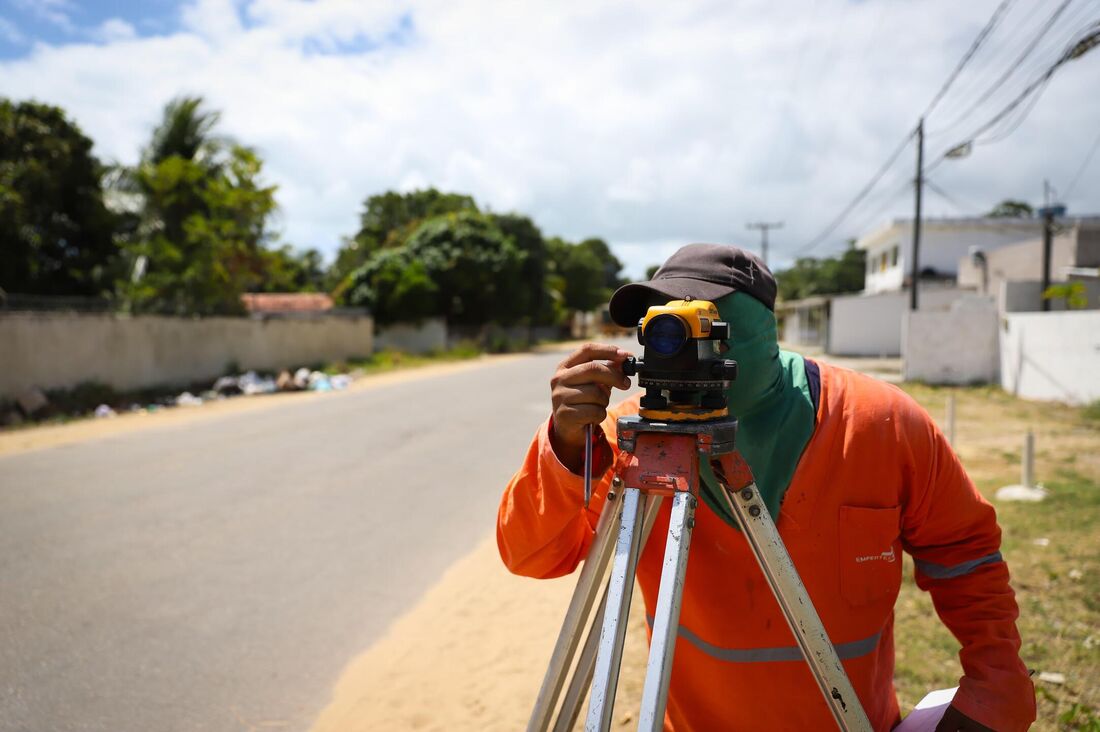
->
xmin=0 ymin=341 xmax=634 ymax=732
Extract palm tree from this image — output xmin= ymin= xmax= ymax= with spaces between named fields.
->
xmin=144 ymin=96 xmax=226 ymax=168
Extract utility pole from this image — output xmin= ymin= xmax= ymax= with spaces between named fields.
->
xmin=1038 ymin=180 xmax=1065 ymax=312
xmin=910 ymin=118 xmax=924 ymax=312
xmin=746 ymin=221 xmax=783 ymax=266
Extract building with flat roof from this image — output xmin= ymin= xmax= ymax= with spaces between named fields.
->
xmin=856 ymin=216 xmax=1044 ymax=294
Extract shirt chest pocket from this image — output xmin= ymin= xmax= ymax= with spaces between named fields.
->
xmin=838 ymin=505 xmax=903 ymax=608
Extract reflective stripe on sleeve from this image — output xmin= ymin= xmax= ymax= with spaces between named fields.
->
xmin=645 ymin=616 xmax=881 ymax=663
xmin=914 ymin=551 xmax=1003 ymax=579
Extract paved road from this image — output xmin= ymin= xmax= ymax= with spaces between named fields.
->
xmin=0 ymin=342 xmax=632 ymax=732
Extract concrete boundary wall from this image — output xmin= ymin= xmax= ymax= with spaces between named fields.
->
xmin=374 ymin=319 xmax=447 ymax=355
xmin=0 ymin=313 xmax=373 ymax=398
xmin=903 ymin=297 xmax=999 ymax=385
xmin=1000 ymin=311 xmax=1100 ymax=405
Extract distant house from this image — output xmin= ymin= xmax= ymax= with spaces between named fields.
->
xmin=956 ymin=216 xmax=1100 ymax=310
xmin=857 ymin=216 xmax=1043 ymax=294
xmin=240 ymin=292 xmax=335 ymax=316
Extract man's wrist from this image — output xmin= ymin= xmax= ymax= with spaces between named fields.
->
xmin=548 ymin=416 xmax=586 ymax=474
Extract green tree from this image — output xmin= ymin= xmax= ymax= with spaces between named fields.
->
xmin=343 ymin=247 xmax=438 ymax=324
xmin=577 ymin=237 xmax=625 ymax=291
xmin=491 ymin=213 xmax=554 ymax=324
xmin=256 ymin=246 xmax=325 ymax=293
xmin=345 ymin=210 xmax=524 ymax=326
xmin=645 ymin=264 xmax=661 ymax=280
xmin=0 ymin=99 xmax=120 ymax=296
xmin=775 ymin=245 xmax=866 ymax=301
xmin=546 ymin=237 xmax=609 ymax=313
xmin=117 ymin=97 xmax=279 ymax=315
xmin=329 ymin=188 xmax=478 ymax=292
xmin=987 ymin=200 xmax=1033 ymax=218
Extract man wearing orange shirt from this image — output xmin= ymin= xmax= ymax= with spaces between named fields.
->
xmin=497 ymin=244 xmax=1035 ymax=731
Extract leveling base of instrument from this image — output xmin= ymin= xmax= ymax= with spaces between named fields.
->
xmin=527 ymin=416 xmax=872 ymax=732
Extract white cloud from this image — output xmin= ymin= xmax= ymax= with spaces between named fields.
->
xmin=91 ymin=19 xmax=138 ymax=44
xmin=0 ymin=0 xmax=1097 ymax=278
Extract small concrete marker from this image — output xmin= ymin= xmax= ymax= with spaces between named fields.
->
xmin=995 ymin=430 xmax=1048 ymax=502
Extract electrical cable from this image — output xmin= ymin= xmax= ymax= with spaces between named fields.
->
xmin=796 ymin=128 xmax=915 ymax=255
xmin=796 ymin=0 xmax=1026 ymax=255
xmin=924 ymin=21 xmax=1100 ymax=176
xmin=923 ymin=0 xmax=1017 ymax=118
xmin=931 ymin=0 xmax=1075 ymax=135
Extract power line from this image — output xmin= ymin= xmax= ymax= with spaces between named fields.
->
xmin=931 ymin=0 xmax=1076 ymax=135
xmin=796 ymin=129 xmax=915 ymax=255
xmin=925 ymin=21 xmax=1100 ymax=174
xmin=923 ymin=0 xmax=1017 ymax=117
xmin=797 ymin=0 xmax=1021 ymax=255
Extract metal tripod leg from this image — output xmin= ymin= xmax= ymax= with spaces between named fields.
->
xmin=528 ymin=487 xmax=663 ymax=732
xmin=552 ymin=496 xmax=663 ymax=732
xmin=711 ymin=456 xmax=873 ymax=732
xmin=637 ymin=490 xmax=696 ymax=731
xmin=586 ymin=487 xmax=648 ymax=731
xmin=527 ymin=496 xmax=623 ymax=732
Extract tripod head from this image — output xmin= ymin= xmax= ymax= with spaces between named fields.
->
xmin=621 ymin=299 xmax=739 ymax=421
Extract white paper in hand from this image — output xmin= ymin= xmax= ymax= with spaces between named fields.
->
xmin=893 ymin=687 xmax=959 ymax=732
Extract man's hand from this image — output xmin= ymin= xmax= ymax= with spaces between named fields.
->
xmin=549 ymin=343 xmax=633 ymax=473
xmin=933 ymin=705 xmax=995 ymax=732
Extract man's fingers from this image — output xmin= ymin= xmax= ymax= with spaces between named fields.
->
xmin=558 ymin=343 xmax=631 ymax=370
xmin=556 ymin=403 xmax=608 ymax=431
xmin=554 ymin=359 xmax=631 ymax=390
xmin=555 ymin=383 xmax=611 ymax=407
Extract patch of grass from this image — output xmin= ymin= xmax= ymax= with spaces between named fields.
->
xmin=891 ymin=385 xmax=1100 ymax=730
xmin=331 ymin=343 xmax=486 ymax=377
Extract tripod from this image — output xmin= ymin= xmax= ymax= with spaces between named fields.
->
xmin=528 ymin=415 xmax=873 ymax=732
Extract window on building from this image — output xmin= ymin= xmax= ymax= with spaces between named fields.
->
xmin=880 ymin=252 xmax=888 ymax=272
xmin=891 ymin=245 xmax=899 ymax=267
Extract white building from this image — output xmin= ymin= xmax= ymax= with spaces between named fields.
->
xmin=857 ymin=216 xmax=1042 ymax=294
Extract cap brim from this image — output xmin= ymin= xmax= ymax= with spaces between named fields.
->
xmin=608 ymin=277 xmax=737 ymax=327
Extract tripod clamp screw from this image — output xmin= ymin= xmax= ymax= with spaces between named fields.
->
xmin=740 ymin=487 xmax=754 ymax=501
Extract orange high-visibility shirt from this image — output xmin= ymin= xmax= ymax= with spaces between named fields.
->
xmin=497 ymin=361 xmax=1035 ymax=731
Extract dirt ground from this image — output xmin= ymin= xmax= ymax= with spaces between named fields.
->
xmin=308 ymin=381 xmax=1100 ymax=732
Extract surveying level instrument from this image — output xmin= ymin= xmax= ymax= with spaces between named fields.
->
xmin=528 ymin=299 xmax=872 ymax=732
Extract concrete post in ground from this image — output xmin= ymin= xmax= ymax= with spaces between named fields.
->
xmin=1022 ymin=430 xmax=1035 ymax=488
xmin=994 ymin=429 xmax=1046 ymax=502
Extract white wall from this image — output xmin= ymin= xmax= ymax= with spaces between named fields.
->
xmin=829 ymin=292 xmax=906 ymax=356
xmin=828 ymin=287 xmax=971 ymax=357
xmin=0 ymin=313 xmax=373 ymax=398
xmin=903 ymin=297 xmax=999 ymax=384
xmin=1000 ymin=311 xmax=1100 ymax=404
xmin=374 ymin=318 xmax=447 ymax=354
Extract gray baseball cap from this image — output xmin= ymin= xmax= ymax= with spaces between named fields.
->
xmin=608 ymin=243 xmax=777 ymax=327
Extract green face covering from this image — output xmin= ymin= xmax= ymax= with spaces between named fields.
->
xmin=696 ymin=292 xmax=817 ymax=528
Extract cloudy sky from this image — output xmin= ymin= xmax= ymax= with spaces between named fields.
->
xmin=1 ymin=0 xmax=1098 ymax=277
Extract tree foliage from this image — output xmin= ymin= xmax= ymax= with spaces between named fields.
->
xmin=987 ymin=199 xmax=1034 ymax=218
xmin=775 ymin=245 xmax=866 ymax=301
xmin=116 ymin=97 xmax=279 ymax=315
xmin=0 ymin=98 xmax=120 ymax=296
xmin=546 ymin=236 xmax=621 ymax=313
xmin=345 ymin=211 xmax=526 ymax=326
xmin=329 ymin=188 xmax=478 ymax=291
